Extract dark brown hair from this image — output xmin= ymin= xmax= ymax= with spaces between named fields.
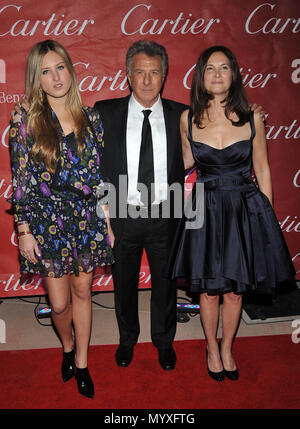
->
xmin=191 ymin=45 xmax=250 ymax=128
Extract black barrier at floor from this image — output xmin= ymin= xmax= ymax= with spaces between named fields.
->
xmin=242 ymin=281 xmax=300 ymax=324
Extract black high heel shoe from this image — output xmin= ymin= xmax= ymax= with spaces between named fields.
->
xmin=75 ymin=367 xmax=94 ymax=398
xmin=219 ymin=341 xmax=239 ymax=381
xmin=224 ymin=367 xmax=239 ymax=381
xmin=61 ymin=348 xmax=75 ymax=382
xmin=206 ymin=349 xmax=224 ymax=382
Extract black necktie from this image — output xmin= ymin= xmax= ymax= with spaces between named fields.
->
xmin=137 ymin=109 xmax=154 ymax=205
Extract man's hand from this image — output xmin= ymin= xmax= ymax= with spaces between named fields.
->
xmin=107 ymin=223 xmax=115 ymax=248
xmin=250 ymin=103 xmax=266 ymax=121
xmin=101 ymin=204 xmax=115 ymax=248
xmin=10 ymin=97 xmax=30 ymax=121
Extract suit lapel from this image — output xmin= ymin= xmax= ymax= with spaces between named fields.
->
xmin=116 ymin=96 xmax=130 ymax=176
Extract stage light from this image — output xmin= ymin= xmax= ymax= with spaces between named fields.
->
xmin=36 ymin=306 xmax=51 ymax=319
xmin=176 ymin=302 xmax=200 ymax=313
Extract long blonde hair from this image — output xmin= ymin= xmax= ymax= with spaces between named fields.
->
xmin=25 ymin=39 xmax=86 ymax=172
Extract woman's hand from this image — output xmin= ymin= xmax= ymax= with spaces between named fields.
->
xmin=18 ymin=234 xmax=41 ymax=264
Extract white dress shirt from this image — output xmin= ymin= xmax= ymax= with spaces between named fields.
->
xmin=126 ymin=94 xmax=168 ymax=205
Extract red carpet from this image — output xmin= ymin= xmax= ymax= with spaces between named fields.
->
xmin=0 ymin=335 xmax=299 ymax=409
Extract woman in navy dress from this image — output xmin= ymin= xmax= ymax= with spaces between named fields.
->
xmin=9 ymin=40 xmax=114 ymax=398
xmin=167 ymin=46 xmax=295 ymax=381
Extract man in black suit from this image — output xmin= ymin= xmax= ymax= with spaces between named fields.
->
xmin=11 ymin=40 xmax=264 ymax=372
xmin=94 ymin=40 xmax=188 ymax=370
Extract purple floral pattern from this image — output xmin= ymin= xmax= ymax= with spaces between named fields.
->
xmin=9 ymin=107 xmax=114 ymax=277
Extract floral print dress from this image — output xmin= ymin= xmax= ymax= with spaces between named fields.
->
xmin=9 ymin=106 xmax=114 ymax=277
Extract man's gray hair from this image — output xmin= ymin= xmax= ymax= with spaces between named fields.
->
xmin=126 ymin=40 xmax=168 ymax=76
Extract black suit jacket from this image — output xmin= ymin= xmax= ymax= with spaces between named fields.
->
xmin=94 ymin=95 xmax=188 ymax=244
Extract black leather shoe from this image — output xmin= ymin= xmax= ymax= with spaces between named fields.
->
xmin=206 ymin=349 xmax=224 ymax=382
xmin=75 ymin=367 xmax=94 ymax=399
xmin=115 ymin=345 xmax=134 ymax=367
xmin=158 ymin=347 xmax=176 ymax=370
xmin=61 ymin=349 xmax=75 ymax=382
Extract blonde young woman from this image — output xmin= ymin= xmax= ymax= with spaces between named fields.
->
xmin=9 ymin=40 xmax=114 ymax=398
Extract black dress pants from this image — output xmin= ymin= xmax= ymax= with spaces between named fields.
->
xmin=112 ymin=215 xmax=177 ymax=350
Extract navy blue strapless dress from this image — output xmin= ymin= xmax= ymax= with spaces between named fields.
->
xmin=166 ymin=112 xmax=295 ymax=294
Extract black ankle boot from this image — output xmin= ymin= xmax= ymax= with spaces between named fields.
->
xmin=61 ymin=349 xmax=75 ymax=382
xmin=75 ymin=367 xmax=94 ymax=399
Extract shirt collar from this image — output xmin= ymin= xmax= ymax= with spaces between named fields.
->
xmin=129 ymin=93 xmax=162 ymax=117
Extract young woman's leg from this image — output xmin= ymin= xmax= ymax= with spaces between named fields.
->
xmin=70 ymin=271 xmax=93 ymax=368
xmin=44 ymin=275 xmax=73 ymax=352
